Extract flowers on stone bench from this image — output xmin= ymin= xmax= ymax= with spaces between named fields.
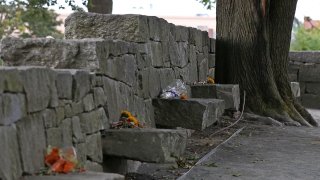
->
xmin=207 ymin=77 xmax=215 ymax=84
xmin=111 ymin=110 xmax=144 ymax=129
xmin=44 ymin=146 xmax=84 ymax=174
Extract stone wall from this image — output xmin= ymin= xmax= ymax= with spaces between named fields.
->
xmin=288 ymin=51 xmax=320 ymax=109
xmin=0 ymin=12 xmax=216 ymax=180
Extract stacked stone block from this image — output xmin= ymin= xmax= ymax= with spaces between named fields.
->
xmin=0 ymin=67 xmax=114 ymax=179
xmin=0 ymin=12 xmax=219 ymax=179
xmin=289 ymin=52 xmax=320 ymax=109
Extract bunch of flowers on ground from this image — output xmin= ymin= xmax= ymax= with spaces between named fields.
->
xmin=111 ymin=110 xmax=144 ymax=129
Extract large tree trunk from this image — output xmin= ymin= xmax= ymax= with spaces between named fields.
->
xmin=215 ymin=0 xmax=318 ymax=126
xmin=88 ymin=0 xmax=113 ymax=14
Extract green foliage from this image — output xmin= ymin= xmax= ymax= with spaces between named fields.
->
xmin=0 ymin=0 xmax=66 ymax=39
xmin=290 ymin=27 xmax=320 ymax=51
xmin=197 ymin=0 xmax=215 ymax=10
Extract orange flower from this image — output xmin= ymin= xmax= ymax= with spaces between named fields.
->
xmin=180 ymin=94 xmax=188 ymax=100
xmin=121 ymin=110 xmax=132 ymax=118
xmin=128 ymin=116 xmax=139 ymax=126
xmin=51 ymin=159 xmax=66 ymax=173
xmin=45 ymin=147 xmax=60 ymax=166
xmin=62 ymin=161 xmax=76 ymax=173
xmin=207 ymin=77 xmax=215 ymax=84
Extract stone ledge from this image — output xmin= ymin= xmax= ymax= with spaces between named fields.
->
xmin=102 ymin=128 xmax=187 ymax=163
xmin=191 ymin=84 xmax=240 ymax=111
xmin=152 ymin=98 xmax=225 ymax=130
xmin=21 ymin=172 xmax=124 ymax=180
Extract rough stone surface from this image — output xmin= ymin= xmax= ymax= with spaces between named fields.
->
xmin=42 ymin=108 xmax=58 ymax=128
xmin=19 ymin=67 xmax=58 ymax=112
xmin=299 ymin=64 xmax=320 ymax=82
xmin=46 ymin=127 xmax=63 ymax=147
xmin=83 ymin=94 xmax=95 ymax=112
xmin=0 ymin=67 xmax=24 ymax=92
xmin=208 ymin=54 xmax=215 ymax=68
xmin=74 ymin=70 xmax=91 ymax=102
xmin=56 ymin=71 xmax=73 ymax=99
xmin=62 ymin=118 xmax=73 ymax=147
xmin=0 ymin=93 xmax=26 ymax=125
xmin=289 ymin=51 xmax=320 ymax=63
xmin=305 ymin=82 xmax=320 ymax=95
xmin=290 ymin=82 xmax=301 ymax=98
xmin=0 ymin=126 xmax=22 ymax=180
xmin=86 ymin=132 xmax=103 ymax=163
xmin=93 ymin=87 xmax=107 ymax=108
xmin=0 ymin=37 xmax=105 ymax=70
xmin=302 ymin=94 xmax=320 ymax=109
xmin=209 ymin=38 xmax=216 ymax=53
xmin=21 ymin=172 xmax=124 ymax=180
xmin=85 ymin=161 xmax=103 ymax=172
xmin=191 ymin=84 xmax=240 ymax=111
xmin=100 ymin=54 xmax=136 ymax=86
xmin=153 ymin=98 xmax=225 ymax=130
xmin=16 ymin=113 xmax=46 ymax=174
xmin=102 ymin=128 xmax=187 ymax=163
xmin=79 ymin=107 xmax=108 ymax=134
xmin=65 ymin=12 xmax=149 ymax=43
xmin=72 ymin=116 xmax=85 ymax=143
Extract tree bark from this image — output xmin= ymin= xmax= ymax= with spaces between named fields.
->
xmin=88 ymin=0 xmax=113 ymax=14
xmin=215 ymin=0 xmax=318 ymax=126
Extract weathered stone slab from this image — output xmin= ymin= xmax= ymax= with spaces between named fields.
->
xmin=305 ymin=82 xmax=320 ymax=95
xmin=102 ymin=128 xmax=187 ymax=163
xmin=79 ymin=107 xmax=108 ymax=134
xmin=301 ymin=94 xmax=320 ymax=109
xmin=73 ymin=70 xmax=91 ymax=102
xmin=20 ymin=67 xmax=58 ymax=112
xmin=100 ymin=54 xmax=137 ymax=86
xmin=65 ymin=12 xmax=149 ymax=43
xmin=46 ymin=127 xmax=63 ymax=147
xmin=21 ymin=172 xmax=124 ymax=180
xmin=291 ymin=82 xmax=301 ymax=98
xmin=191 ymin=84 xmax=240 ymax=111
xmin=208 ymin=54 xmax=215 ymax=68
xmin=209 ymin=38 xmax=216 ymax=53
xmin=72 ymin=116 xmax=85 ymax=143
xmin=152 ymin=98 xmax=225 ymax=130
xmin=0 ymin=67 xmax=24 ymax=93
xmin=0 ymin=37 xmax=108 ymax=70
xmin=83 ymin=94 xmax=95 ymax=112
xmin=86 ymin=132 xmax=103 ymax=163
xmin=299 ymin=64 xmax=320 ymax=82
xmin=56 ymin=70 xmax=73 ymax=99
xmin=0 ymin=93 xmax=26 ymax=125
xmin=93 ymin=87 xmax=107 ymax=108
xmin=16 ymin=113 xmax=47 ymax=173
xmin=289 ymin=51 xmax=320 ymax=63
xmin=0 ymin=126 xmax=22 ymax=180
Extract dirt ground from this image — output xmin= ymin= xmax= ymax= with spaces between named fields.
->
xmin=125 ymin=109 xmax=320 ymax=180
xmin=126 ymin=116 xmax=244 ymax=180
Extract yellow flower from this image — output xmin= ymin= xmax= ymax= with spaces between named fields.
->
xmin=207 ymin=77 xmax=215 ymax=84
xmin=128 ymin=116 xmax=139 ymax=126
xmin=121 ymin=110 xmax=132 ymax=118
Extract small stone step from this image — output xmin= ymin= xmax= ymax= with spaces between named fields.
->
xmin=152 ymin=98 xmax=225 ymax=130
xmin=191 ymin=84 xmax=240 ymax=111
xmin=21 ymin=171 xmax=124 ymax=180
xmin=102 ymin=128 xmax=187 ymax=163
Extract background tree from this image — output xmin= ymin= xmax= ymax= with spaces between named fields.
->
xmin=0 ymin=0 xmax=63 ymax=38
xmin=291 ymin=27 xmax=320 ymax=50
xmin=200 ymin=0 xmax=317 ymax=126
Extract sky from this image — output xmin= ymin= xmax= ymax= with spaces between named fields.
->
xmin=54 ymin=0 xmax=320 ymax=21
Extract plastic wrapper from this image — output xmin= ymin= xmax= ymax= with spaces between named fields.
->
xmin=160 ymin=79 xmax=187 ymax=99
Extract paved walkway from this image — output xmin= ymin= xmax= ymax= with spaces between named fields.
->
xmin=179 ymin=109 xmax=320 ymax=180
